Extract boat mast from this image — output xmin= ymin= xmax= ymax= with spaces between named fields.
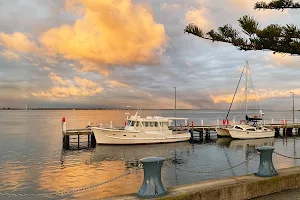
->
xmin=245 ymin=61 xmax=248 ymax=116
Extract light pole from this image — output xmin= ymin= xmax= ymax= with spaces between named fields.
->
xmin=290 ymin=92 xmax=295 ymax=124
xmin=174 ymin=87 xmax=176 ymax=127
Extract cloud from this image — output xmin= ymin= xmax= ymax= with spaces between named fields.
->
xmin=106 ymin=80 xmax=130 ymax=88
xmin=264 ymin=53 xmax=300 ymax=68
xmin=0 ymin=32 xmax=37 ymax=53
xmin=185 ymin=7 xmax=213 ymax=32
xmin=211 ymin=88 xmax=300 ymax=104
xmin=31 ymin=72 xmax=103 ymax=98
xmin=0 ymin=50 xmax=20 ymax=60
xmin=79 ymin=60 xmax=109 ymax=76
xmin=38 ymin=0 xmax=166 ymax=68
xmin=48 ymin=72 xmax=71 ymax=86
xmin=42 ymin=66 xmax=51 ymax=71
xmin=161 ymin=3 xmax=182 ymax=10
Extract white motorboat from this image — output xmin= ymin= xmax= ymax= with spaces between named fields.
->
xmin=91 ymin=111 xmax=191 ymax=144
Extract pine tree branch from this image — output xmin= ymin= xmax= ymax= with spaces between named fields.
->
xmin=184 ymin=15 xmax=300 ymax=55
xmin=255 ymin=0 xmax=300 ymax=10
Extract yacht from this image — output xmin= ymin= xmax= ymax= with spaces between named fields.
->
xmin=91 ymin=111 xmax=191 ymax=144
xmin=216 ymin=61 xmax=275 ymax=139
xmin=216 ymin=127 xmax=231 ymax=137
xmin=228 ymin=124 xmax=274 ymax=139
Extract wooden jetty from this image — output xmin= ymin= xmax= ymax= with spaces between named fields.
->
xmin=61 ymin=115 xmax=300 ymax=149
xmin=62 ymin=117 xmax=96 ymax=149
xmin=189 ymin=123 xmax=300 ymax=139
xmin=62 ymin=128 xmax=96 ymax=149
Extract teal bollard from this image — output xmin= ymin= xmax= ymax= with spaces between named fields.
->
xmin=256 ymin=146 xmax=277 ymax=177
xmin=137 ymin=157 xmax=167 ymax=199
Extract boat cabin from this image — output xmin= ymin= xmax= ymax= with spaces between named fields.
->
xmin=125 ymin=116 xmax=171 ymax=131
xmin=233 ymin=125 xmax=269 ymax=132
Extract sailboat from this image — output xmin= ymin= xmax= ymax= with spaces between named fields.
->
xmin=216 ymin=61 xmax=275 ymax=139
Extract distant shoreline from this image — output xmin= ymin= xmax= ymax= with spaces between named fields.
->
xmin=0 ymin=108 xmax=291 ymax=111
xmin=0 ymin=108 xmax=224 ymax=111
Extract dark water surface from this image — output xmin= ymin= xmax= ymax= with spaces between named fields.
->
xmin=0 ymin=110 xmax=300 ymax=199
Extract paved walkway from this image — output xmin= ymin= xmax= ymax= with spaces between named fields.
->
xmin=253 ymin=188 xmax=300 ymax=200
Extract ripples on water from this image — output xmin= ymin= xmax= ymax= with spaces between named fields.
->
xmin=0 ymin=110 xmax=300 ymax=199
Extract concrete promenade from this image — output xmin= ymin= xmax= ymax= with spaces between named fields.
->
xmin=253 ymin=188 xmax=300 ymax=200
xmin=104 ymin=166 xmax=300 ymax=200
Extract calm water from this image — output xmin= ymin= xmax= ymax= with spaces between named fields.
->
xmin=0 ymin=109 xmax=300 ymax=200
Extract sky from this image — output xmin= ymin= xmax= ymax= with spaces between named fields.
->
xmin=0 ymin=0 xmax=299 ymax=110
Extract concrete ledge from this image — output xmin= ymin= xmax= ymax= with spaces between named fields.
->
xmin=104 ymin=166 xmax=300 ymax=200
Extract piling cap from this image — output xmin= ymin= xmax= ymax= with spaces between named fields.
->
xmin=139 ymin=156 xmax=165 ymax=163
xmin=256 ymin=146 xmax=275 ymax=151
xmin=62 ymin=117 xmax=66 ymax=122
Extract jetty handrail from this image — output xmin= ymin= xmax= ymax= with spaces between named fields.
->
xmin=164 ymin=152 xmax=260 ymax=174
xmin=0 ymin=169 xmax=131 ymax=198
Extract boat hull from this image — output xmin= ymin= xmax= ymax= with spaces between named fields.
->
xmin=229 ymin=129 xmax=275 ymax=139
xmin=92 ymin=128 xmax=191 ymax=144
xmin=216 ymin=127 xmax=231 ymax=137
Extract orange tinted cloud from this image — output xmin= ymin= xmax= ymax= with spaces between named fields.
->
xmin=264 ymin=53 xmax=300 ymax=68
xmin=211 ymin=88 xmax=300 ymax=104
xmin=39 ymin=0 xmax=166 ymax=67
xmin=79 ymin=60 xmax=109 ymax=76
xmin=185 ymin=7 xmax=213 ymax=32
xmin=0 ymin=32 xmax=37 ymax=53
xmin=31 ymin=72 xmax=103 ymax=98
xmin=106 ymin=80 xmax=130 ymax=88
xmin=0 ymin=50 xmax=20 ymax=60
xmin=48 ymin=72 xmax=71 ymax=85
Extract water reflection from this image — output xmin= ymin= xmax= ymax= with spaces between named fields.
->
xmin=91 ymin=142 xmax=192 ymax=165
xmin=2 ymin=110 xmax=300 ymax=199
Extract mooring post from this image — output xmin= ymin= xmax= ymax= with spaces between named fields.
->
xmin=137 ymin=157 xmax=167 ymax=199
xmin=61 ymin=117 xmax=66 ymax=133
xmin=256 ymin=146 xmax=277 ymax=177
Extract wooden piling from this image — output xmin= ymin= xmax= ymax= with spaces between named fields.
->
xmin=286 ymin=128 xmax=293 ymax=137
xmin=275 ymin=128 xmax=280 ymax=138
xmin=91 ymin=134 xmax=96 ymax=147
xmin=63 ymin=135 xmax=70 ymax=150
xmin=190 ymin=129 xmax=194 ymax=139
xmin=283 ymin=128 xmax=286 ymax=137
xmin=78 ymin=135 xmax=80 ymax=148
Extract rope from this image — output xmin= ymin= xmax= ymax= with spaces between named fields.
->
xmin=164 ymin=152 xmax=259 ymax=174
xmin=274 ymin=151 xmax=300 ymax=159
xmin=0 ymin=169 xmax=131 ymax=198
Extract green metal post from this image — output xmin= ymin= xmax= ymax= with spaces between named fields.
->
xmin=256 ymin=146 xmax=277 ymax=177
xmin=137 ymin=157 xmax=167 ymax=199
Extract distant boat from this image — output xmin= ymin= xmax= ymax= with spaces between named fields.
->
xmin=91 ymin=110 xmax=191 ymax=145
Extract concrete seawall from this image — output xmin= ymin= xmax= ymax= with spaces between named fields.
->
xmin=104 ymin=166 xmax=300 ymax=200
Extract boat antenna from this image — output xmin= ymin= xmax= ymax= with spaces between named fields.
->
xmin=224 ymin=63 xmax=246 ymax=122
